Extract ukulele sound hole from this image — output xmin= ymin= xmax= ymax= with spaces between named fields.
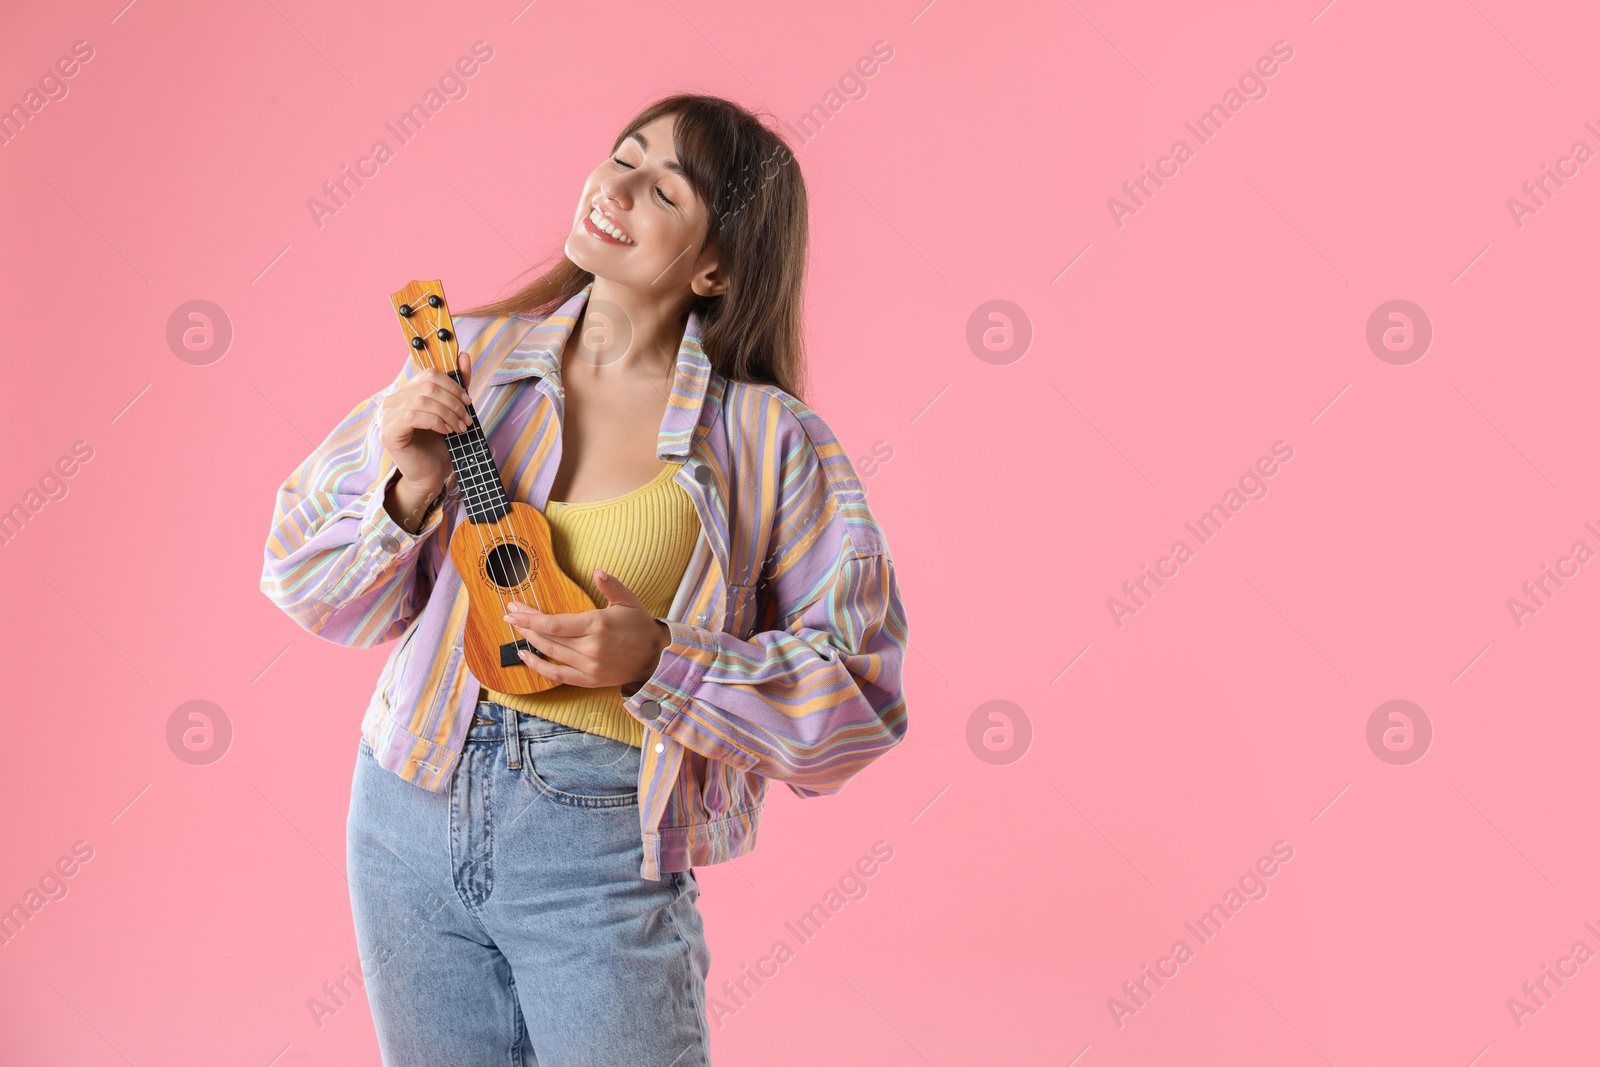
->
xmin=485 ymin=544 xmax=533 ymax=589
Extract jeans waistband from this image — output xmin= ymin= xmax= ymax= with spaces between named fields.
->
xmin=468 ymin=700 xmax=582 ymax=744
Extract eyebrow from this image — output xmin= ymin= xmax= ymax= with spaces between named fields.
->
xmin=627 ymin=131 xmax=688 ymax=179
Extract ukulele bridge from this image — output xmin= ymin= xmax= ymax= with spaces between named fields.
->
xmin=501 ymin=638 xmax=547 ymax=666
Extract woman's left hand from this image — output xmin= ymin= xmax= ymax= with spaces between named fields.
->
xmin=504 ymin=569 xmax=671 ymax=688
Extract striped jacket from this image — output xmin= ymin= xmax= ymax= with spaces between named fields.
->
xmin=260 ymin=281 xmax=909 ymax=880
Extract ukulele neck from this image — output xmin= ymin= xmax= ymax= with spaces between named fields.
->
xmin=442 ymin=369 xmax=511 ymax=524
xmin=387 ymin=280 xmax=510 ymax=524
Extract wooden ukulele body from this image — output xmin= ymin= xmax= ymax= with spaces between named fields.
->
xmin=450 ymin=501 xmax=595 ymax=694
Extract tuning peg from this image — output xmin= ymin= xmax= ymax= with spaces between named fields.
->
xmin=437 ymin=328 xmax=452 ymax=341
xmin=398 ymin=303 xmax=413 ymax=317
xmin=428 ymin=294 xmax=441 ymax=308
xmin=411 ymin=336 xmax=425 ymax=349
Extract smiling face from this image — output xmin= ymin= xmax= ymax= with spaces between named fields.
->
xmin=564 ymin=113 xmax=722 ymax=302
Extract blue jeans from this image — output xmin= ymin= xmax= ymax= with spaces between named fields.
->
xmin=347 ymin=700 xmax=713 ymax=1066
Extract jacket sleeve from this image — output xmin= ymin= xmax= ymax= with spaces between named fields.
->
xmin=259 ymin=354 xmax=460 ymax=648
xmin=621 ymin=402 xmax=909 ymax=794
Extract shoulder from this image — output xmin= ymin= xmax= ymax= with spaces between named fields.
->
xmin=722 ymin=379 xmax=887 ymax=559
xmin=446 ymin=310 xmax=547 ymax=375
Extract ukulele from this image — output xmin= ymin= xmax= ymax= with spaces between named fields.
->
xmin=389 ymin=279 xmax=595 ymax=694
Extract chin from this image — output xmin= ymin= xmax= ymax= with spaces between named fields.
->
xmin=563 ymin=236 xmax=602 ymax=274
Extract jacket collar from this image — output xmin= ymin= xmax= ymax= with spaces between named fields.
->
xmin=483 ymin=280 xmax=714 ymax=460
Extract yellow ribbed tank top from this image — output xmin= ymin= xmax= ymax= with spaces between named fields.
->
xmin=481 ymin=461 xmax=700 ymax=749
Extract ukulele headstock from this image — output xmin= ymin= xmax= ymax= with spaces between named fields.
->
xmin=389 ymin=280 xmax=460 ymax=374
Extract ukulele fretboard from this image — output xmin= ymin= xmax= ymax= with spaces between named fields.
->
xmin=443 ymin=369 xmax=512 ymax=524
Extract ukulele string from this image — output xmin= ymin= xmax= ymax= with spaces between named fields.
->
xmin=423 ymin=300 xmax=550 ymax=619
xmin=414 ymin=299 xmax=553 ymax=660
xmin=403 ymin=302 xmax=529 ymax=657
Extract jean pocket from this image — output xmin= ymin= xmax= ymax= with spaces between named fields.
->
xmin=521 ymin=731 xmax=641 ymax=808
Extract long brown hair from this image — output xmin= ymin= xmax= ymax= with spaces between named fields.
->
xmin=460 ymin=94 xmax=810 ymax=401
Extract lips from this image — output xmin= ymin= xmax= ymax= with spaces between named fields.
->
xmin=587 ymin=205 xmax=634 ymax=244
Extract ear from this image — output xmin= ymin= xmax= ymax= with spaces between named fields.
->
xmin=690 ymin=234 xmax=729 ymax=299
xmin=690 ymin=266 xmax=729 ymax=299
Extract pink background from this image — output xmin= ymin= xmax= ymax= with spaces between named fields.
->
xmin=3 ymin=0 xmax=1598 ymax=1063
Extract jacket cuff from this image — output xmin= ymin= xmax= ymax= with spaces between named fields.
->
xmin=622 ymin=618 xmax=717 ymax=733
xmin=328 ymin=467 xmax=449 ymax=602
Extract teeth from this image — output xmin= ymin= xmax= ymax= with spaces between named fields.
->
xmin=589 ymin=207 xmax=634 ymax=244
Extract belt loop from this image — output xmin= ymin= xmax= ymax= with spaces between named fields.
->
xmin=504 ymin=706 xmax=522 ymax=770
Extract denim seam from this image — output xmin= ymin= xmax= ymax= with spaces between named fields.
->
xmin=505 ymin=968 xmax=528 ymax=1067
xmin=518 ymin=737 xmax=642 ymax=810
xmin=447 ymin=747 xmax=499 ymax=930
xmin=660 ymin=875 xmax=710 ymax=1067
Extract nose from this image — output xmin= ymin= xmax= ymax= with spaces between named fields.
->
xmin=598 ymin=171 xmax=640 ymax=207
xmin=597 ymin=175 xmax=625 ymax=203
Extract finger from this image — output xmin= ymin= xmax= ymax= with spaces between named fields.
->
xmin=458 ymin=348 xmax=472 ymax=392
xmin=517 ymin=645 xmax=563 ymax=680
xmin=508 ymin=618 xmax=594 ymax=670
xmin=594 ymin=569 xmax=644 ymax=609
xmin=508 ymin=606 xmax=595 ymax=640
xmin=410 ymin=396 xmax=471 ymax=433
xmin=418 ymin=380 xmax=472 ymax=420
xmin=517 ymin=646 xmax=590 ymax=686
xmin=406 ymin=410 xmax=461 ymax=436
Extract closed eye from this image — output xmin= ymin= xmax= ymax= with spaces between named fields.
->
xmin=611 ymin=157 xmax=675 ymax=206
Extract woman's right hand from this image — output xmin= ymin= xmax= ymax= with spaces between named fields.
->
xmin=379 ymin=348 xmax=474 ymax=495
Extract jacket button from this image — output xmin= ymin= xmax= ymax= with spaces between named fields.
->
xmin=639 ymin=699 xmax=662 ymax=720
xmin=379 ymin=534 xmax=401 ymax=553
xmin=694 ymin=465 xmax=712 ymax=484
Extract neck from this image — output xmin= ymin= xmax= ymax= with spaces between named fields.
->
xmin=569 ymin=277 xmax=690 ymax=376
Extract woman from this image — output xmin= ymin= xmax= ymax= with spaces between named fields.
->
xmin=260 ymin=94 xmax=909 ymax=1066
